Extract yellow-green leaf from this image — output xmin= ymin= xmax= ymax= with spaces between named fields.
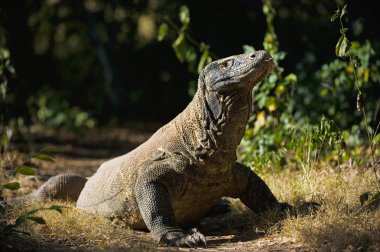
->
xmin=373 ymin=134 xmax=380 ymax=145
xmin=33 ymin=154 xmax=55 ymax=162
xmin=265 ymin=96 xmax=277 ymax=112
xmin=284 ymin=73 xmax=297 ymax=83
xmin=27 ymin=216 xmax=46 ymax=225
xmin=16 ymin=165 xmax=36 ymax=175
xmin=179 ymin=5 xmax=190 ymax=26
xmin=172 ymin=33 xmax=185 ymax=62
xmin=335 ymin=35 xmax=350 ymax=58
xmin=157 ymin=23 xmax=168 ymax=42
xmin=242 ymin=45 xmax=255 ymax=53
xmin=198 ymin=50 xmax=209 ymax=74
xmin=320 ymin=89 xmax=328 ymax=96
xmin=2 ymin=182 xmax=20 ymax=190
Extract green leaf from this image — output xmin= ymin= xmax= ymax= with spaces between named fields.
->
xmin=27 ymin=216 xmax=46 ymax=225
xmin=185 ymin=47 xmax=197 ymax=63
xmin=49 ymin=205 xmax=63 ymax=214
xmin=33 ymin=153 xmax=55 ymax=162
xmin=264 ymin=96 xmax=277 ymax=111
xmin=340 ymin=4 xmax=347 ymax=19
xmin=372 ymin=134 xmax=380 ymax=145
xmin=330 ymin=11 xmax=339 ymax=22
xmin=157 ymin=23 xmax=168 ymax=42
xmin=199 ymin=42 xmax=210 ymax=52
xmin=284 ymin=73 xmax=297 ymax=83
xmin=320 ymin=89 xmax=328 ymax=96
xmin=242 ymin=45 xmax=255 ymax=53
xmin=2 ymin=182 xmax=20 ymax=190
xmin=172 ymin=33 xmax=187 ymax=63
xmin=179 ymin=5 xmax=190 ymax=26
xmin=335 ymin=35 xmax=343 ymax=57
xmin=16 ymin=165 xmax=36 ymax=175
xmin=198 ymin=50 xmax=209 ymax=74
xmin=335 ymin=35 xmax=350 ymax=58
xmin=14 ymin=215 xmax=28 ymax=227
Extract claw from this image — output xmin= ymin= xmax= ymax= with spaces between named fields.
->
xmin=161 ymin=228 xmax=207 ymax=247
xmin=199 ymin=233 xmax=207 ymax=246
xmin=191 ymin=228 xmax=207 ymax=247
xmin=184 ymin=238 xmax=194 ymax=248
xmin=188 ymin=235 xmax=197 ymax=245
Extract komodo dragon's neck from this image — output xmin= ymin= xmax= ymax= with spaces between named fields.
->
xmin=175 ymin=74 xmax=252 ymax=164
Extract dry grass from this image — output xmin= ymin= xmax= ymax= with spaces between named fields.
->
xmin=264 ymin=168 xmax=380 ymax=251
xmin=1 ymin=201 xmax=158 ymax=251
xmin=1 ymin=167 xmax=380 ymax=251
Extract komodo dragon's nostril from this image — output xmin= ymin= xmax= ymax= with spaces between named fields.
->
xmin=249 ymin=52 xmax=257 ymax=59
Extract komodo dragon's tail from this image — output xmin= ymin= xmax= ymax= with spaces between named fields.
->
xmin=7 ymin=174 xmax=88 ymax=205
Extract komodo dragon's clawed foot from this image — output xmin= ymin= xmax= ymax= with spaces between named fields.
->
xmin=160 ymin=228 xmax=207 ymax=247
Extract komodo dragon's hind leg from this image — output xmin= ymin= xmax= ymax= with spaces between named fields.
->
xmin=10 ymin=174 xmax=87 ymax=204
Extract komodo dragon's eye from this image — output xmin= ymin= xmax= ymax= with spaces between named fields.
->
xmin=219 ymin=59 xmax=234 ymax=71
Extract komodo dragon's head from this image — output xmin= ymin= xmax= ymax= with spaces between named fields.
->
xmin=202 ymin=50 xmax=274 ymax=93
xmin=193 ymin=51 xmax=275 ymax=158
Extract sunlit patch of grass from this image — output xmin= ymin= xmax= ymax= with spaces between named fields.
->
xmin=264 ymin=168 xmax=380 ymax=251
xmin=2 ymin=168 xmax=379 ymax=251
xmin=2 ymin=201 xmax=155 ymax=251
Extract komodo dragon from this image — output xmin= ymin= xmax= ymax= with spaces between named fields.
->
xmin=12 ymin=50 xmax=293 ymax=247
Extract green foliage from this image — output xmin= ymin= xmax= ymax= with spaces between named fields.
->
xmin=290 ymin=116 xmax=344 ymax=173
xmin=314 ymin=41 xmax=380 ymax=129
xmin=1 ymin=205 xmax=64 ymax=236
xmin=240 ymin=0 xmax=301 ymax=172
xmin=27 ymin=87 xmax=96 ymax=131
xmin=1 ymin=149 xmax=55 ymax=195
xmin=0 ymin=48 xmax=14 ymax=100
xmin=15 ymin=166 xmax=36 ymax=176
xmin=1 ymin=182 xmax=20 ymax=191
xmin=241 ymin=1 xmax=379 ymax=173
xmin=155 ymin=2 xmax=378 ymax=176
xmin=332 ymin=5 xmax=350 ymax=58
xmin=1 ymin=147 xmax=61 ymax=238
xmin=330 ymin=3 xmax=380 ymax=204
xmin=158 ymin=5 xmax=215 ymax=96
xmin=0 ymin=47 xmax=16 ymax=153
xmin=157 ymin=23 xmax=168 ymax=42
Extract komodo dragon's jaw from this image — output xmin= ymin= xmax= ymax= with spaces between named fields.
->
xmin=203 ymin=50 xmax=274 ymax=92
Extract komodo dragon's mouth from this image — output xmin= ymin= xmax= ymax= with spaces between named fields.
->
xmin=238 ymin=57 xmax=274 ymax=83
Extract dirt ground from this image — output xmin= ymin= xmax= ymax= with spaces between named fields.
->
xmin=2 ymin=125 xmax=311 ymax=252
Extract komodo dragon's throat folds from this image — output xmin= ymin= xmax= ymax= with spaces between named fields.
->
xmin=11 ymin=50 xmax=293 ymax=247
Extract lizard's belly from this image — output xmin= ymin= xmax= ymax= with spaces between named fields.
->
xmin=171 ymin=170 xmax=232 ymax=226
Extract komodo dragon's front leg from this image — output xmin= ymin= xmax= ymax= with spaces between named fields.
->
xmin=229 ymin=163 xmax=292 ymax=213
xmin=134 ymin=161 xmax=206 ymax=247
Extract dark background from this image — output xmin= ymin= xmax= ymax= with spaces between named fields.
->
xmin=0 ymin=0 xmax=379 ymax=124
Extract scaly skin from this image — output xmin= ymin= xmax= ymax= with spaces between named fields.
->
xmin=12 ymin=51 xmax=291 ymax=247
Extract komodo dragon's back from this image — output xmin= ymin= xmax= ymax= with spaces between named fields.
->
xmin=10 ymin=51 xmax=297 ymax=247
